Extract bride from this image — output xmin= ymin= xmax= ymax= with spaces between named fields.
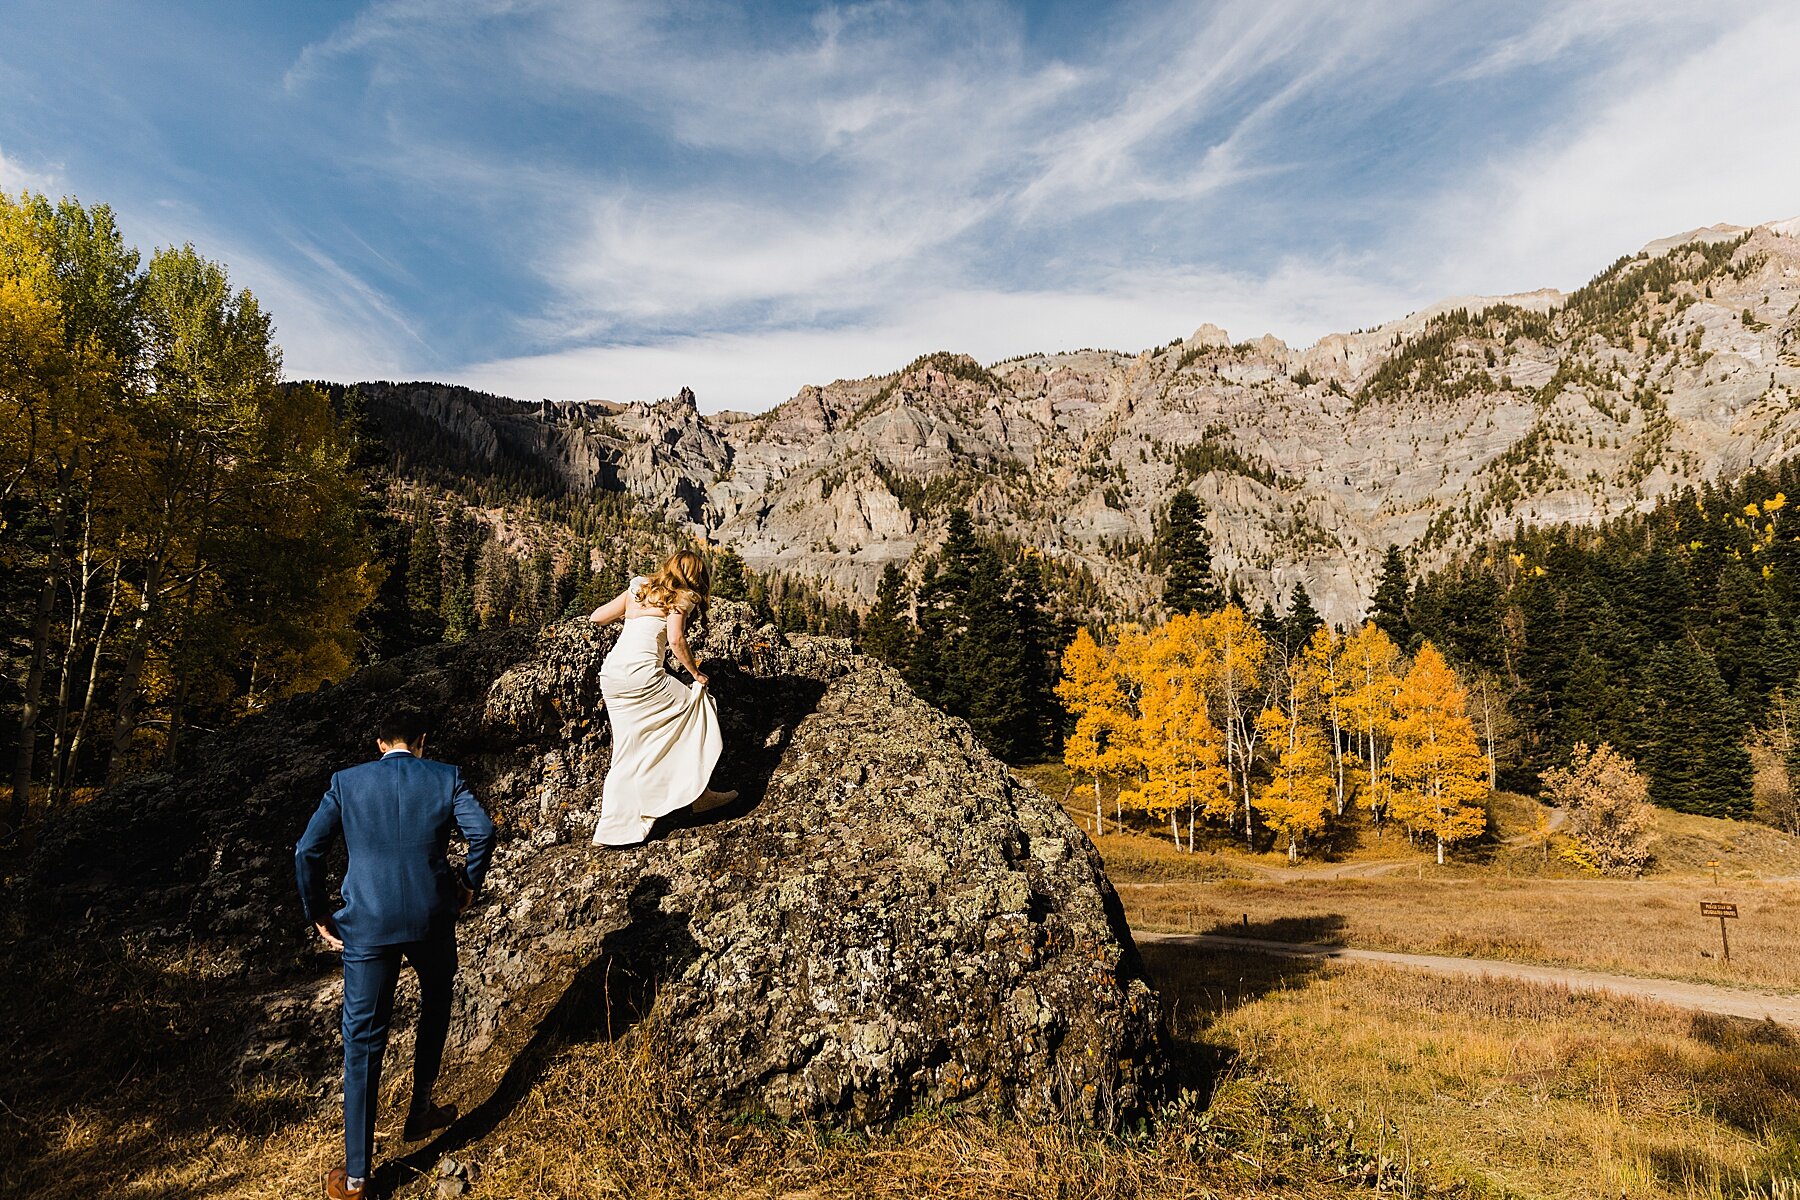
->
xmin=587 ymin=549 xmax=737 ymax=847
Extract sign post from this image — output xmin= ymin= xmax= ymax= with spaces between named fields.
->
xmin=1700 ymin=901 xmax=1739 ymax=962
xmin=1707 ymin=859 xmax=1721 ymax=885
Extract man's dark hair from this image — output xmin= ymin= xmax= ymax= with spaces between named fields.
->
xmin=376 ymin=707 xmax=429 ymax=746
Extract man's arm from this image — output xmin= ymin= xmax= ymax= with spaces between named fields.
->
xmin=295 ymin=776 xmax=344 ymax=947
xmin=451 ymin=768 xmax=496 ymax=901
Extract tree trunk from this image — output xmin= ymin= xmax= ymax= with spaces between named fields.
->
xmin=109 ymin=556 xmax=164 ymax=780
xmin=1436 ymin=837 xmax=1445 ymax=866
xmin=1169 ymin=811 xmax=1179 ymax=847
xmin=1094 ymin=776 xmax=1104 ymax=838
xmin=47 ymin=505 xmax=100 ymax=802
xmin=11 ymin=502 xmax=67 ymax=831
xmin=61 ymin=557 xmax=122 ymax=801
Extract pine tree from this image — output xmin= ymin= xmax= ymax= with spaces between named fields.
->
xmin=1638 ymin=640 xmax=1753 ymax=818
xmin=405 ymin=514 xmax=444 ymax=642
xmin=1284 ymin=583 xmax=1324 ymax=649
xmin=1157 ymin=490 xmax=1223 ymax=615
xmin=907 ymin=510 xmax=981 ymax=712
xmin=1256 ymin=600 xmax=1283 ymax=643
xmin=712 ymin=546 xmax=749 ymax=601
xmin=1370 ymin=544 xmax=1413 ymax=650
xmin=860 ymin=563 xmax=913 ymax=667
xmin=1388 ymin=642 xmax=1489 ymax=863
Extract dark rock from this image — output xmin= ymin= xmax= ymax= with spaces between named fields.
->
xmin=26 ymin=601 xmax=1161 ymax=1131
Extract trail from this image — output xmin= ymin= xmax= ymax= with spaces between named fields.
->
xmin=1135 ymin=931 xmax=1800 ymax=1027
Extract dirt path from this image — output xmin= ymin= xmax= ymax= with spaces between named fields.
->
xmin=1136 ymin=931 xmax=1800 ymax=1026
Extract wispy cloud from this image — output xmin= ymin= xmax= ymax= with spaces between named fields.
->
xmin=0 ymin=144 xmax=59 ymax=194
xmin=6 ymin=1 xmax=1794 ymax=409
xmin=1421 ymin=2 xmax=1800 ymax=297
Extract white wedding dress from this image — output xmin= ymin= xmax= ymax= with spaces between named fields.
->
xmin=592 ymin=577 xmax=723 ymax=847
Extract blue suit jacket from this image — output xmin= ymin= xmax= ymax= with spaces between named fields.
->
xmin=294 ymin=751 xmax=497 ymax=947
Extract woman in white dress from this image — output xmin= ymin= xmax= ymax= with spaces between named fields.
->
xmin=587 ymin=550 xmax=736 ymax=847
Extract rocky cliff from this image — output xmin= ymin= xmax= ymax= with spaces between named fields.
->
xmin=349 ymin=217 xmax=1800 ymax=624
xmin=24 ymin=604 xmax=1160 ymax=1136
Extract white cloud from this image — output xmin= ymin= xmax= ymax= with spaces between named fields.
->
xmin=282 ymin=0 xmax=1800 ymax=408
xmin=110 ymin=201 xmax=422 ymax=383
xmin=1422 ymin=3 xmax=1800 ymax=296
xmin=464 ymin=259 xmax=1412 ymax=411
xmin=0 ymin=145 xmax=59 ymax=194
xmin=1455 ymin=0 xmax=1699 ymax=80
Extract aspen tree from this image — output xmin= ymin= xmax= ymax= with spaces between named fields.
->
xmin=1340 ymin=622 xmax=1404 ymax=828
xmin=1298 ymin=626 xmax=1349 ymax=813
xmin=1256 ymin=662 xmax=1334 ymax=861
xmin=1058 ymin=627 xmax=1132 ymax=835
xmin=1388 ymin=642 xmax=1489 ymax=863
xmin=1197 ymin=605 xmax=1268 ymax=847
xmin=1132 ymin=615 xmax=1231 ymax=848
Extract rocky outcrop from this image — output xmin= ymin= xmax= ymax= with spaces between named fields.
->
xmin=26 ymin=604 xmax=1160 ymax=1132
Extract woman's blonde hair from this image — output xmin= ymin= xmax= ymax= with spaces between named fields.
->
xmin=640 ymin=548 xmax=710 ymax=615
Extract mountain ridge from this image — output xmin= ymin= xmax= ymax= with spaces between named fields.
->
xmin=342 ymin=215 xmax=1800 ymax=624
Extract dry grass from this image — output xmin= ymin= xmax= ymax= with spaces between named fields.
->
xmin=1016 ymin=761 xmax=1800 ymax=886
xmin=0 ymin=919 xmax=1385 ymax=1200
xmin=1148 ymin=943 xmax=1800 ymax=1199
xmin=9 ymin=915 xmax=1800 ymax=1199
xmin=1121 ymin=875 xmax=1800 ymax=992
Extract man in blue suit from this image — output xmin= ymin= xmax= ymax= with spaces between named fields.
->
xmin=295 ymin=707 xmax=496 ymax=1200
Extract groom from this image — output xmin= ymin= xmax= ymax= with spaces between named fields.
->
xmin=295 ymin=707 xmax=496 ymax=1200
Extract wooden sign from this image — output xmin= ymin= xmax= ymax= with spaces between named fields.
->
xmin=1701 ymin=900 xmax=1740 ymax=961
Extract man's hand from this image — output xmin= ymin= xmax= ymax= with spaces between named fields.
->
xmin=458 ymin=883 xmax=475 ymax=914
xmin=314 ymin=920 xmax=344 ymax=951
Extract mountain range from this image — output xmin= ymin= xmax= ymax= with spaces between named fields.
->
xmin=343 ymin=216 xmax=1800 ymax=624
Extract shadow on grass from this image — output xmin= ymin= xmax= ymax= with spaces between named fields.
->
xmin=1137 ymin=916 xmax=1345 ymax=1107
xmin=1199 ymin=912 xmax=1350 ymax=945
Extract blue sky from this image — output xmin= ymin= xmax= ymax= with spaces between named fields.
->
xmin=2 ymin=1 xmax=1796 ymax=411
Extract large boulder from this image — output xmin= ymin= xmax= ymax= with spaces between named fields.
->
xmin=27 ymin=605 xmax=1161 ymax=1132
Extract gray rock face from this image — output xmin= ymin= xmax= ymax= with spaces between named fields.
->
xmin=27 ymin=604 xmax=1160 ymax=1130
xmin=343 ymin=217 xmax=1800 ymax=624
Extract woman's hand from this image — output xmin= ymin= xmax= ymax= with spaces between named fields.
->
xmin=692 ymin=671 xmax=710 ymax=688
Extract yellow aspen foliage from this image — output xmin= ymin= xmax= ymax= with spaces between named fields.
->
xmin=1196 ymin=604 xmax=1267 ymax=844
xmin=1057 ymin=627 xmax=1134 ymax=834
xmin=1125 ymin=614 xmax=1232 ymax=847
xmin=1255 ymin=684 xmax=1334 ymax=861
xmin=1132 ymin=666 xmax=1231 ymax=848
xmin=1388 ymin=642 xmax=1489 ymax=863
xmin=1339 ymin=622 xmax=1403 ymax=824
xmin=1295 ymin=625 xmax=1350 ymax=814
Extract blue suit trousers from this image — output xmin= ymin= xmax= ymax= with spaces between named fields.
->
xmin=340 ymin=931 xmax=457 ymax=1178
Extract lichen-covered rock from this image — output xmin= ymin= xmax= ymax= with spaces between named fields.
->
xmin=27 ymin=603 xmax=1161 ymax=1131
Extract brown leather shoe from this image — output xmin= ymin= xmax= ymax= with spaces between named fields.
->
xmin=403 ymin=1100 xmax=456 ymax=1141
xmin=326 ymin=1165 xmax=364 ymax=1199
